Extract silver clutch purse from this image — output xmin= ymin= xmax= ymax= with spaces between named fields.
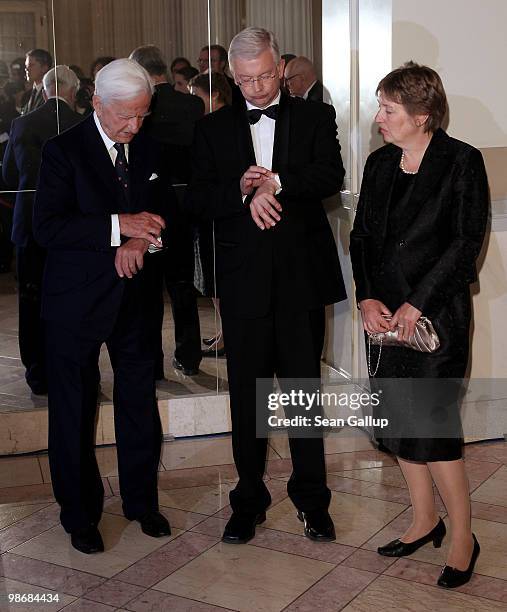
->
xmin=367 ymin=316 xmax=440 ymax=376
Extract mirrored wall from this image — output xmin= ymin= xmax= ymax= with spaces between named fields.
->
xmin=0 ymin=0 xmax=391 ymax=407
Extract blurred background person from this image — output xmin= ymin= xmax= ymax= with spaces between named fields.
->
xmin=2 ymin=65 xmax=82 ymax=394
xmin=90 ymin=56 xmax=115 ymax=80
xmin=280 ymin=53 xmax=296 ymax=95
xmin=75 ymin=77 xmax=94 ymax=115
xmin=284 ymin=56 xmax=332 ymax=105
xmin=188 ymin=72 xmax=232 ymax=357
xmin=350 ymin=62 xmax=488 ymax=589
xmin=170 ymin=56 xmax=191 ymax=82
xmin=130 ymin=44 xmax=204 ymax=377
xmin=173 ymin=66 xmax=199 ymax=94
xmin=198 ymin=44 xmax=242 ymax=106
xmin=22 ymin=49 xmax=53 ymax=114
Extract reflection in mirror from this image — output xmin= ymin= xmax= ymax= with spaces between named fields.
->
xmin=47 ymin=0 xmax=220 ymax=400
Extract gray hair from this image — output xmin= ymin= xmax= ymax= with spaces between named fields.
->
xmin=228 ymin=27 xmax=280 ymax=74
xmin=43 ymin=65 xmax=79 ymax=95
xmin=94 ymin=58 xmax=154 ymax=103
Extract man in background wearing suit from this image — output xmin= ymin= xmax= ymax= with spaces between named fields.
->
xmin=186 ymin=28 xmax=346 ymax=544
xmin=33 ymin=59 xmax=171 ymax=554
xmin=2 ymin=65 xmax=82 ymax=395
xmin=22 ymin=49 xmax=52 ymax=115
xmin=130 ymin=44 xmax=204 ymax=377
xmin=284 ymin=56 xmax=333 ymax=105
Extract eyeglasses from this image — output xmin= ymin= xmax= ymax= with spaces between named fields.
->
xmin=236 ymin=72 xmax=278 ymax=87
xmin=284 ymin=73 xmax=303 ymax=83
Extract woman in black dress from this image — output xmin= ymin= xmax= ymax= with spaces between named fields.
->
xmin=350 ymin=63 xmax=489 ymax=588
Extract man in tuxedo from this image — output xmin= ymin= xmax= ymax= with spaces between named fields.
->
xmin=22 ymin=49 xmax=52 ymax=115
xmin=33 ymin=59 xmax=172 ymax=554
xmin=130 ymin=44 xmax=204 ymax=376
xmin=2 ymin=65 xmax=82 ymax=394
xmin=186 ymin=28 xmax=346 ymax=544
xmin=284 ymin=56 xmax=333 ymax=105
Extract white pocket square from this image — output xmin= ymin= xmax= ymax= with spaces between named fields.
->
xmin=149 ymin=173 xmax=158 ymax=181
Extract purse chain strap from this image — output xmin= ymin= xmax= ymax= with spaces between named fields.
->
xmin=367 ymin=334 xmax=382 ymax=377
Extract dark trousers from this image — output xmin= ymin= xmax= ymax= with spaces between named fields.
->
xmin=45 ymin=283 xmax=162 ymax=533
xmin=16 ymin=239 xmax=46 ymax=389
xmin=221 ymin=306 xmax=330 ymax=515
xmin=152 ymin=251 xmax=202 ymax=374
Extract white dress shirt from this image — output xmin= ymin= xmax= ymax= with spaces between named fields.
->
xmin=93 ymin=112 xmax=128 ymax=247
xmin=245 ymin=92 xmax=282 ymax=196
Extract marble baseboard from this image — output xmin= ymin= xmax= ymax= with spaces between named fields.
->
xmin=0 ymin=394 xmax=232 ymax=456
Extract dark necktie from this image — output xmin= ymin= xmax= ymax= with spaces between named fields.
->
xmin=246 ymin=104 xmax=279 ymax=125
xmin=114 ymin=143 xmax=130 ymax=203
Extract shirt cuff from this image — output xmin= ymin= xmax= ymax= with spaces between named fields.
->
xmin=111 ymin=214 xmax=121 ymax=246
xmin=273 ymin=173 xmax=282 ymax=195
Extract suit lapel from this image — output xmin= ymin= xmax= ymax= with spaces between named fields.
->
xmin=271 ymin=93 xmax=290 ymax=173
xmin=128 ymin=133 xmax=150 ymax=212
xmin=402 ymin=129 xmax=452 ymax=232
xmin=82 ymin=115 xmax=125 ymax=210
xmin=233 ymin=100 xmax=256 ymax=170
xmin=373 ymin=146 xmax=400 ymax=244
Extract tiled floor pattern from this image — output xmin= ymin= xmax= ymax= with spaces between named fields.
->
xmin=1 ymin=432 xmax=506 ymax=611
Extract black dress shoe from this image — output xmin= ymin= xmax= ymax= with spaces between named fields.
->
xmin=202 ymin=335 xmax=218 ymax=346
xmin=437 ymin=534 xmax=480 ymax=588
xmin=297 ymin=510 xmax=336 ymax=542
xmin=378 ymin=517 xmax=446 ymax=557
xmin=172 ymin=358 xmax=199 ymax=376
xmin=222 ymin=511 xmax=266 ymax=544
xmin=70 ymin=526 xmax=104 ymax=554
xmin=138 ymin=511 xmax=171 ymax=538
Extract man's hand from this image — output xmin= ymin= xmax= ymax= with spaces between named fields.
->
xmin=118 ymin=212 xmax=165 ymax=245
xmin=359 ymin=299 xmax=392 ymax=333
xmin=240 ymin=165 xmax=275 ymax=196
xmin=390 ymin=302 xmax=422 ymax=341
xmin=249 ymin=179 xmax=282 ymax=230
xmin=114 ymin=238 xmax=149 ymax=279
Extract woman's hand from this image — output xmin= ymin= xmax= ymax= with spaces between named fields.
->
xmin=359 ymin=299 xmax=392 ymax=333
xmin=390 ymin=302 xmax=422 ymax=341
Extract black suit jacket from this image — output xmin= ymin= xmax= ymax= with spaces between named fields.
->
xmin=143 ymin=82 xmax=204 ymax=184
xmin=350 ymin=128 xmax=489 ymax=319
xmin=2 ymin=99 xmax=82 ymax=246
xmin=185 ymin=93 xmax=347 ymax=318
xmin=306 ymin=80 xmax=324 ymax=103
xmin=33 ymin=114 xmax=172 ymax=338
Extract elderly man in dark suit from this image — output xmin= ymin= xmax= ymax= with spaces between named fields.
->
xmin=2 ymin=65 xmax=82 ymax=394
xmin=186 ymin=27 xmax=347 ymax=544
xmin=129 ymin=45 xmax=204 ymax=376
xmin=284 ymin=56 xmax=333 ymax=105
xmin=33 ymin=59 xmax=172 ymax=554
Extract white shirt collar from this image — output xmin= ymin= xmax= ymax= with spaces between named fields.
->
xmin=93 ymin=111 xmax=116 ymax=151
xmin=245 ymin=90 xmax=281 ymax=111
xmin=34 ymin=82 xmax=43 ymax=93
xmin=303 ymin=80 xmax=317 ymax=100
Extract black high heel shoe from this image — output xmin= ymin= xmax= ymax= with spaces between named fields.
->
xmin=377 ymin=517 xmax=446 ymax=557
xmin=437 ymin=534 xmax=480 ymax=588
xmin=202 ymin=336 xmax=217 ymax=346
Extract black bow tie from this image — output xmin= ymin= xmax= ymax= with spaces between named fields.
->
xmin=247 ymin=104 xmax=279 ymax=125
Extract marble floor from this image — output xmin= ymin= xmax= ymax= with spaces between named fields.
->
xmin=0 ymin=431 xmax=506 ymax=611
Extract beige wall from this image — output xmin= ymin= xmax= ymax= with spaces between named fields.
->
xmin=392 ymin=0 xmax=507 ymax=149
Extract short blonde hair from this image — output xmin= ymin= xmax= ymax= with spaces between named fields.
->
xmin=228 ymin=27 xmax=280 ymax=73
